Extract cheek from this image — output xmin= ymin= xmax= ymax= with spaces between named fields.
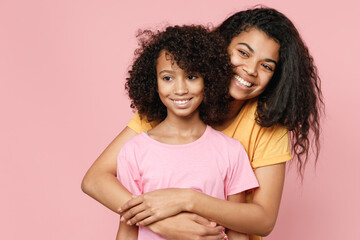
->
xmin=228 ymin=49 xmax=243 ymax=67
xmin=157 ymin=84 xmax=170 ymax=97
xmin=193 ymin=81 xmax=204 ymax=94
xmin=258 ymin=73 xmax=273 ymax=90
xmin=230 ymin=54 xmax=242 ymax=66
xmin=228 ymin=81 xmax=238 ymax=98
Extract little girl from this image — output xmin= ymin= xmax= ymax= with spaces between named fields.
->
xmin=116 ymin=25 xmax=259 ymax=240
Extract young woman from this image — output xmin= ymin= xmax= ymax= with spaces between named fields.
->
xmin=81 ymin=6 xmax=323 ymax=240
xmin=116 ymin=25 xmax=257 ymax=240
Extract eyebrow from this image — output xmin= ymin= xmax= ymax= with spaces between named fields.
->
xmin=238 ymin=43 xmax=277 ymax=66
xmin=158 ymin=70 xmax=175 ymax=75
xmin=238 ymin=43 xmax=254 ymax=53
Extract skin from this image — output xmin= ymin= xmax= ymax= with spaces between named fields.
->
xmin=82 ymin=28 xmax=285 ymax=239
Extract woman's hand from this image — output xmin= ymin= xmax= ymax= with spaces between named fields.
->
xmin=147 ymin=213 xmax=227 ymax=240
xmin=119 ymin=188 xmax=192 ymax=226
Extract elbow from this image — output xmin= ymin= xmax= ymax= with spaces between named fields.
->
xmin=81 ymin=171 xmax=95 ymax=195
xmin=258 ymin=225 xmax=274 ymax=237
xmin=257 ymin=218 xmax=276 ymax=237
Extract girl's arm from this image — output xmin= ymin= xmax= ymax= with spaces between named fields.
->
xmin=226 ymin=193 xmax=249 ymax=240
xmin=120 ymin=162 xmax=285 ymax=236
xmin=148 ymin=213 xmax=227 ymax=240
xmin=116 ymin=217 xmax=138 ymax=240
xmin=81 ymin=126 xmax=225 ymax=239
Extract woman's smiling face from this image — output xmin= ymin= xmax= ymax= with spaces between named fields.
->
xmin=227 ymin=28 xmax=280 ymax=101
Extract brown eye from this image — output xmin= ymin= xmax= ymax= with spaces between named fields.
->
xmin=187 ymin=75 xmax=198 ymax=80
xmin=238 ymin=50 xmax=249 ymax=57
xmin=163 ymin=76 xmax=172 ymax=81
xmin=261 ymin=63 xmax=273 ymax=71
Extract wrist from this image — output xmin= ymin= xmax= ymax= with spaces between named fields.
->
xmin=147 ymin=222 xmax=161 ymax=235
xmin=183 ymin=189 xmax=196 ymax=212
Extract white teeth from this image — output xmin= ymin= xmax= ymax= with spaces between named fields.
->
xmin=173 ymin=99 xmax=190 ymax=104
xmin=234 ymin=75 xmax=252 ymax=87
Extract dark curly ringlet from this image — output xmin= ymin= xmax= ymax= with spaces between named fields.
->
xmin=125 ymin=25 xmax=233 ymax=126
xmin=216 ymin=6 xmax=324 ymax=177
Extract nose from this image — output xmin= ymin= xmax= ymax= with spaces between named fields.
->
xmin=242 ymin=59 xmax=258 ymax=77
xmin=173 ymin=79 xmax=189 ymax=95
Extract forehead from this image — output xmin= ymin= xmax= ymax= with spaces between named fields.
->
xmin=230 ymin=28 xmax=280 ymax=61
xmin=156 ymin=50 xmax=181 ymax=71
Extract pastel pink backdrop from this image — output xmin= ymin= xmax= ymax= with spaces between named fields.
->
xmin=1 ymin=0 xmax=359 ymax=239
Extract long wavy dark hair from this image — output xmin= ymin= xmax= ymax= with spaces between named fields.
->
xmin=216 ymin=6 xmax=324 ymax=176
xmin=126 ymin=25 xmax=233 ymax=126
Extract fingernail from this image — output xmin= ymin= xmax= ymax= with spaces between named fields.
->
xmin=210 ymin=221 xmax=216 ymax=227
xmin=120 ymin=216 xmax=125 ymax=222
xmin=118 ymin=208 xmax=122 ymax=212
xmin=127 ymin=220 xmax=131 ymax=225
xmin=222 ymin=235 xmax=228 ymax=240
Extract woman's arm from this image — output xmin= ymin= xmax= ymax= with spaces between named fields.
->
xmin=81 ymin=126 xmax=137 ymax=211
xmin=81 ymin=126 xmax=225 ymax=239
xmin=120 ymin=162 xmax=285 ymax=236
xmin=190 ymin=163 xmax=285 ymax=236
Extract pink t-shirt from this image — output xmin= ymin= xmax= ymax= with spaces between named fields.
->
xmin=117 ymin=126 xmax=259 ymax=240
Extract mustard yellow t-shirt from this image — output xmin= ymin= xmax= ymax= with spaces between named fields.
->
xmin=127 ymin=99 xmax=292 ymax=240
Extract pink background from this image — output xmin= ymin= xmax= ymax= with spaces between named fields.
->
xmin=1 ymin=0 xmax=359 ymax=239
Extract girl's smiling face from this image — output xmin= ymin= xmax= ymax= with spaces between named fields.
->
xmin=227 ymin=28 xmax=280 ymax=101
xmin=156 ymin=50 xmax=204 ymax=119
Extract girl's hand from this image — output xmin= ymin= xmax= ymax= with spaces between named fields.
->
xmin=119 ymin=188 xmax=192 ymax=226
xmin=148 ymin=213 xmax=227 ymax=240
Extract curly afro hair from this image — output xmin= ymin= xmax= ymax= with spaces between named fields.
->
xmin=125 ymin=25 xmax=233 ymax=126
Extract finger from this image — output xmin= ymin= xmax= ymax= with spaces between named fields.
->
xmin=126 ymin=209 xmax=154 ymax=225
xmin=119 ymin=195 xmax=143 ymax=212
xmin=203 ymin=232 xmax=227 ymax=240
xmin=135 ymin=214 xmax=160 ymax=226
xmin=196 ymin=226 xmax=226 ymax=238
xmin=121 ymin=203 xmax=146 ymax=221
xmin=203 ymin=226 xmax=226 ymax=236
xmin=192 ymin=214 xmax=218 ymax=228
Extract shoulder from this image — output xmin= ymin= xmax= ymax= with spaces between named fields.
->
xmin=241 ymin=99 xmax=258 ymax=120
xmin=127 ymin=111 xmax=157 ymax=133
xmin=207 ymin=126 xmax=244 ymax=151
xmin=119 ymin=132 xmax=148 ymax=153
xmin=236 ymin=99 xmax=288 ymax=135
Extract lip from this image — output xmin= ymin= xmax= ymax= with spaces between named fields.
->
xmin=170 ymin=98 xmax=192 ymax=108
xmin=232 ymin=74 xmax=255 ymax=90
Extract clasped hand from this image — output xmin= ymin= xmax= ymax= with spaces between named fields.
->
xmin=118 ymin=188 xmax=191 ymax=226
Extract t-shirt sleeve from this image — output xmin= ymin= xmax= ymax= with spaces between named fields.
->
xmin=226 ymin=141 xmax=259 ymax=196
xmin=127 ymin=111 xmax=155 ymax=134
xmin=117 ymin=144 xmax=142 ymax=195
xmin=252 ymin=124 xmax=292 ymax=168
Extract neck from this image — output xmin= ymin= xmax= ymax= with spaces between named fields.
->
xmin=159 ymin=111 xmax=206 ymax=135
xmin=213 ymin=100 xmax=246 ymax=131
xmin=228 ymin=100 xmax=246 ymax=120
